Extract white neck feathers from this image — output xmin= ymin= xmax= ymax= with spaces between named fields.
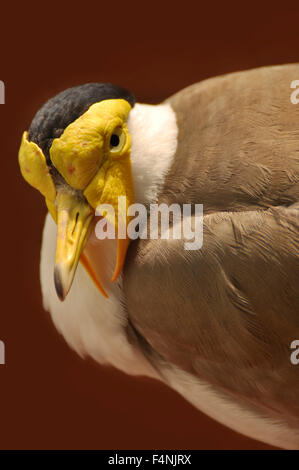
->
xmin=127 ymin=103 xmax=178 ymax=204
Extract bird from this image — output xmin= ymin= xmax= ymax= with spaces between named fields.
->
xmin=18 ymin=64 xmax=299 ymax=449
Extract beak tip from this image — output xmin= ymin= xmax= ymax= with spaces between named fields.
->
xmin=54 ymin=266 xmax=68 ymax=301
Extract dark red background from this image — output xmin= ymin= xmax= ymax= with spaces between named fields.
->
xmin=1 ymin=0 xmax=298 ymax=449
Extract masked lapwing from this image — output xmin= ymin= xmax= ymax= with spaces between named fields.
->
xmin=19 ymin=64 xmax=299 ymax=449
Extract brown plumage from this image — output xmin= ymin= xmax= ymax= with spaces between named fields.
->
xmin=124 ymin=65 xmax=299 ymax=433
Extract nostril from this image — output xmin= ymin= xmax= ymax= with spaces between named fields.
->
xmin=72 ymin=212 xmax=79 ymax=236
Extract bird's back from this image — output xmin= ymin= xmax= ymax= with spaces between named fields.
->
xmin=162 ymin=63 xmax=299 ymax=212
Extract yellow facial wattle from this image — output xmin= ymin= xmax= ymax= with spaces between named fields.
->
xmin=18 ymin=98 xmax=135 ymax=300
xmin=18 ymin=131 xmax=56 ymax=202
xmin=50 ymin=99 xmax=132 ymax=190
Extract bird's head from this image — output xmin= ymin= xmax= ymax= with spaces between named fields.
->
xmin=18 ymin=83 xmax=136 ymax=301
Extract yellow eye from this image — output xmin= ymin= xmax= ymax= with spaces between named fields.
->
xmin=109 ymin=127 xmax=126 ymax=153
